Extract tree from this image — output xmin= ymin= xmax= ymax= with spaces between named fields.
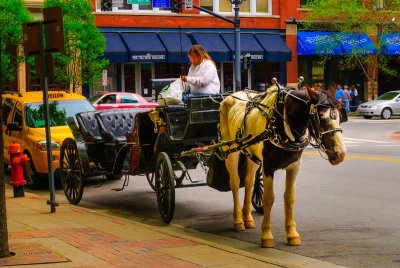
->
xmin=301 ymin=0 xmax=400 ymax=100
xmin=44 ymin=0 xmax=109 ymax=93
xmin=0 ymin=0 xmax=31 ymax=258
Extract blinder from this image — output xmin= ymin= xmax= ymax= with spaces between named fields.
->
xmin=339 ymin=107 xmax=348 ymax=123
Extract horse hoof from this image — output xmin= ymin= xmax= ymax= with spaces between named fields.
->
xmin=234 ymin=223 xmax=245 ymax=231
xmin=287 ymin=236 xmax=302 ymax=246
xmin=261 ymin=239 xmax=275 ymax=248
xmin=244 ymin=220 xmax=256 ymax=229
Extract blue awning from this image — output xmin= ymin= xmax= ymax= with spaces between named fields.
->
xmin=220 ymin=33 xmax=264 ymax=62
xmin=158 ymin=33 xmax=193 ymax=63
xmin=120 ymin=33 xmax=167 ymax=62
xmin=298 ymin=31 xmax=377 ymax=56
xmin=103 ymin=33 xmax=129 ymax=63
xmin=382 ymin=33 xmax=400 ymax=55
xmin=191 ymin=33 xmax=231 ymax=62
xmin=254 ymin=34 xmax=292 ymax=62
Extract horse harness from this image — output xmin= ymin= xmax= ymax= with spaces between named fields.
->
xmin=221 ymin=87 xmax=343 ymax=164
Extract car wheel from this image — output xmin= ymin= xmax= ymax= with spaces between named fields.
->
xmin=363 ymin=115 xmax=373 ymax=119
xmin=381 ymin=108 xmax=392 ymax=119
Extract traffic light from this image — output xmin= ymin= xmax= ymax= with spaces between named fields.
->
xmin=243 ymin=53 xmax=251 ymax=70
xmin=170 ymin=0 xmax=182 ymax=13
xmin=101 ymin=0 xmax=112 ymax=11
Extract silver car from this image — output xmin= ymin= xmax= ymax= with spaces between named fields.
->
xmin=357 ymin=90 xmax=400 ymax=119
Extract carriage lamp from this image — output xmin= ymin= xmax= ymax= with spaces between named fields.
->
xmin=148 ymin=108 xmax=161 ymax=133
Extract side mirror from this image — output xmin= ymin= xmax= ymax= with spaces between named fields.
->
xmin=7 ymin=122 xmax=22 ymax=131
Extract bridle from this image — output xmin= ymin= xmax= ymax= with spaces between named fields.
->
xmin=273 ymin=88 xmax=343 ymax=154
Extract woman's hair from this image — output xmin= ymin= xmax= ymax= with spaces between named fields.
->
xmin=189 ymin=44 xmax=216 ymax=67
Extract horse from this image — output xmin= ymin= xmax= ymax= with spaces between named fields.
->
xmin=219 ymin=84 xmax=346 ymax=248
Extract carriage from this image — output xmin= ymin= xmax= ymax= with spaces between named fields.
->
xmin=59 ymin=78 xmax=264 ymax=224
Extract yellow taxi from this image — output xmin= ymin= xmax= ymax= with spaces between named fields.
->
xmin=2 ymin=90 xmax=95 ymax=188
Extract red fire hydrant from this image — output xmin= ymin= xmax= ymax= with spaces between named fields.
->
xmin=9 ymin=142 xmax=30 ymax=198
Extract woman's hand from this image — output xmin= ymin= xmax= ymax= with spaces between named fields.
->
xmin=181 ymin=75 xmax=187 ymax=82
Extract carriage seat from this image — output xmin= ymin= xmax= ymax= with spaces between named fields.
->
xmin=75 ymin=111 xmax=103 ymax=144
xmin=95 ymin=109 xmax=138 ymax=149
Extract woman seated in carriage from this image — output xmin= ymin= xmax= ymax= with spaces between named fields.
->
xmin=181 ymin=44 xmax=221 ymax=97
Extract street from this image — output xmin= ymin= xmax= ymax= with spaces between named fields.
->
xmin=35 ymin=117 xmax=400 ymax=268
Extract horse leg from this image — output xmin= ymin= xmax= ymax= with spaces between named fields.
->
xmin=284 ymin=159 xmax=302 ymax=246
xmin=242 ymin=159 xmax=258 ymax=229
xmin=226 ymin=152 xmax=245 ymax=231
xmin=261 ymin=174 xmax=275 ymax=248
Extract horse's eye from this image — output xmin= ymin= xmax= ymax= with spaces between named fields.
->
xmin=330 ymin=109 xmax=337 ymax=120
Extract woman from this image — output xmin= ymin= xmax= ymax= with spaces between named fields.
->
xmin=181 ymin=44 xmax=220 ymax=95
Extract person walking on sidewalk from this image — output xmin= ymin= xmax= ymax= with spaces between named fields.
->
xmin=342 ymin=85 xmax=352 ymax=114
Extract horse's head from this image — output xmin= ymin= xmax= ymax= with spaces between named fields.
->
xmin=306 ymin=87 xmax=346 ymax=165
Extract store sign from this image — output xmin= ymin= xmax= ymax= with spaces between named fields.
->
xmin=128 ymin=0 xmax=151 ymax=4
xmin=132 ymin=54 xmax=166 ymax=61
xmin=153 ymin=0 xmax=169 ymax=8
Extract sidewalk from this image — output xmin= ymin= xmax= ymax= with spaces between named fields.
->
xmin=1 ymin=185 xmax=343 ymax=267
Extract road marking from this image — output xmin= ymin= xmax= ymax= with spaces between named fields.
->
xmin=304 ymin=151 xmax=400 ymax=162
xmin=344 ymin=137 xmax=392 ymax=143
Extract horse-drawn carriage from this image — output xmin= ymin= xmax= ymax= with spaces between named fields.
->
xmin=60 ymin=78 xmax=347 ymax=247
xmin=59 ymin=78 xmax=263 ymax=223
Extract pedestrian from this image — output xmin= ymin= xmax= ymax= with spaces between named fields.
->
xmin=349 ymin=84 xmax=358 ymax=111
xmin=335 ymin=83 xmax=343 ymax=104
xmin=181 ymin=44 xmax=221 ymax=95
xmin=342 ymin=85 xmax=352 ymax=114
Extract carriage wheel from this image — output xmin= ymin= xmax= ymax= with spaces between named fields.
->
xmin=60 ymin=138 xmax=85 ymax=205
xmin=145 ymin=172 xmax=156 ymax=191
xmin=155 ymin=152 xmax=175 ymax=223
xmin=252 ymin=167 xmax=264 ymax=214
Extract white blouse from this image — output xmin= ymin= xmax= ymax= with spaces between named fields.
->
xmin=186 ymin=59 xmax=220 ymax=94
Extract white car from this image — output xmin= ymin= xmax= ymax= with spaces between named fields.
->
xmin=357 ymin=91 xmax=400 ymax=119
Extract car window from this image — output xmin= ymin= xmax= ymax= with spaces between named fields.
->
xmin=99 ymin=94 xmax=116 ymax=104
xmin=2 ymin=98 xmax=15 ymax=124
xmin=13 ymin=102 xmax=23 ymax=128
xmin=120 ymin=94 xmax=138 ymax=104
xmin=25 ymin=99 xmax=95 ymax=128
xmin=377 ymin=92 xmax=400 ymax=100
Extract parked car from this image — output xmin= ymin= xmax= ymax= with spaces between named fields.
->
xmin=2 ymin=90 xmax=96 ymax=188
xmin=357 ymin=90 xmax=400 ymax=119
xmin=89 ymin=92 xmax=159 ymax=110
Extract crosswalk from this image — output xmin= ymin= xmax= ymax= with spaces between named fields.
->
xmin=343 ymin=137 xmax=400 ymax=147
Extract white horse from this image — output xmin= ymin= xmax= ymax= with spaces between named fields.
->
xmin=219 ymin=85 xmax=346 ymax=248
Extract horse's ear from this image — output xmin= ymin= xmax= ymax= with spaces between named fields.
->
xmin=306 ymin=85 xmax=319 ymax=102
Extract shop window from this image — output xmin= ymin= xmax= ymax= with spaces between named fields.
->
xmin=312 ymin=62 xmax=324 ymax=89
xmin=222 ymin=62 xmax=233 ymax=92
xmin=216 ymin=0 xmax=271 ymax=14
xmin=253 ymin=62 xmax=279 ymax=90
xmin=141 ymin=63 xmax=152 ymax=97
xmin=124 ymin=64 xmax=136 ymax=93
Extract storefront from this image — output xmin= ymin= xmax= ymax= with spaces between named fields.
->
xmin=297 ymin=31 xmax=377 ymax=100
xmin=96 ymin=29 xmax=292 ymax=98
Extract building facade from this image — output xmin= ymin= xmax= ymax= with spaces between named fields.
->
xmin=91 ymin=0 xmax=300 ymax=98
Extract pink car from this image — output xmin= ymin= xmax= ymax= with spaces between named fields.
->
xmin=89 ymin=92 xmax=159 ymax=110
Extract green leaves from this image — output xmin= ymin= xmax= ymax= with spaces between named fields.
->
xmin=44 ymin=0 xmax=108 ymax=93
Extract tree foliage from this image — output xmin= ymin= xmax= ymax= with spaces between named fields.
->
xmin=44 ymin=0 xmax=108 ymax=93
xmin=301 ymin=0 xmax=400 ymax=97
xmin=0 ymin=0 xmax=31 ymax=83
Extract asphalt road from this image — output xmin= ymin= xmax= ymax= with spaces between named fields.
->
xmin=47 ymin=117 xmax=400 ymax=268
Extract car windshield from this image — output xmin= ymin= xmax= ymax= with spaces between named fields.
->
xmin=377 ymin=92 xmax=399 ymax=100
xmin=88 ymin=94 xmax=103 ymax=103
xmin=25 ymin=99 xmax=95 ymax=128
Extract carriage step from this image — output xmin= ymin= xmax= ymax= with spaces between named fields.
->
xmin=175 ymin=182 xmax=207 ymax=188
xmin=111 ymin=172 xmax=130 ymax=191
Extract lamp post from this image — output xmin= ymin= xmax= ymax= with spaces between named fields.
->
xmin=193 ymin=0 xmax=243 ymax=91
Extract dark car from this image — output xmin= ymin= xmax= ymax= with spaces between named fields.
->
xmin=89 ymin=92 xmax=159 ymax=110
